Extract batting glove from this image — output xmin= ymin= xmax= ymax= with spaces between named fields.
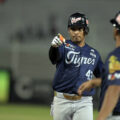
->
xmin=51 ymin=34 xmax=65 ymax=47
xmin=51 ymin=36 xmax=63 ymax=47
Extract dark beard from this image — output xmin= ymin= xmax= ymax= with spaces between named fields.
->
xmin=73 ymin=40 xmax=82 ymax=45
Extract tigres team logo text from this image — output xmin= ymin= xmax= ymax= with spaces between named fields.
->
xmin=71 ymin=17 xmax=82 ymax=24
xmin=65 ymin=51 xmax=95 ymax=67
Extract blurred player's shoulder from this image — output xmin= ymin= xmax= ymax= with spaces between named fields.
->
xmin=108 ymin=47 xmax=120 ymax=60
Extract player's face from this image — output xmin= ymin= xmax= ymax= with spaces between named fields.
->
xmin=68 ymin=27 xmax=85 ymax=45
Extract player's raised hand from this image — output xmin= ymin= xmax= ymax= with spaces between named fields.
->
xmin=51 ymin=33 xmax=65 ymax=47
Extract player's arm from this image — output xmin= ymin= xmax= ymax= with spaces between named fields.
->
xmin=49 ymin=46 xmax=60 ymax=64
xmin=97 ymin=85 xmax=120 ymax=120
xmin=77 ymin=54 xmax=103 ymax=95
xmin=93 ymin=53 xmax=103 ymax=78
xmin=49 ymin=34 xmax=65 ymax=64
xmin=77 ymin=78 xmax=101 ymax=95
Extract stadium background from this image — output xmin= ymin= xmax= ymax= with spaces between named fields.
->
xmin=0 ymin=0 xmax=119 ymax=120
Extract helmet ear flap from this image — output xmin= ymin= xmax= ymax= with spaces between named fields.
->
xmin=84 ymin=27 xmax=89 ymax=35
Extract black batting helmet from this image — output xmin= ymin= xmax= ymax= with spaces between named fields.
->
xmin=110 ymin=11 xmax=120 ymax=31
xmin=68 ymin=12 xmax=89 ymax=34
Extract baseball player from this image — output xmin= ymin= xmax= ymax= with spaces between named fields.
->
xmin=49 ymin=12 xmax=103 ymax=120
xmin=78 ymin=11 xmax=120 ymax=120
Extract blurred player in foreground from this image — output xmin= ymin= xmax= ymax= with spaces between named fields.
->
xmin=49 ymin=12 xmax=103 ymax=120
xmin=78 ymin=11 xmax=120 ymax=120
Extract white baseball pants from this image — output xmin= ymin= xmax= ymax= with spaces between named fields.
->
xmin=50 ymin=93 xmax=93 ymax=120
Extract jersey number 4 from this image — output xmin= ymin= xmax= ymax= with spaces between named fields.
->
xmin=86 ymin=70 xmax=93 ymax=80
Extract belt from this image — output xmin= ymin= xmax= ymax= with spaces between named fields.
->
xmin=54 ymin=91 xmax=82 ymax=101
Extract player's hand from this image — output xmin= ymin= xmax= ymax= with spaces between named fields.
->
xmin=51 ymin=33 xmax=65 ymax=47
xmin=77 ymin=80 xmax=93 ymax=96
